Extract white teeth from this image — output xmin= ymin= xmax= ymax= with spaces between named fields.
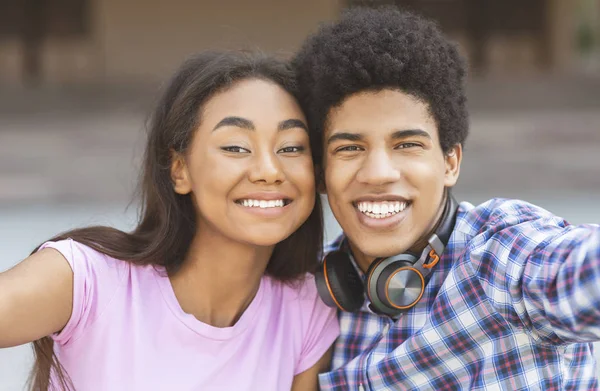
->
xmin=356 ymin=201 xmax=408 ymax=218
xmin=239 ymin=199 xmax=286 ymax=208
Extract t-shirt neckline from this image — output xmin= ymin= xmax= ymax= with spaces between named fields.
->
xmin=154 ymin=266 xmax=266 ymax=340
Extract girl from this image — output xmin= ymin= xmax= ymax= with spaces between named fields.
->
xmin=0 ymin=51 xmax=339 ymax=390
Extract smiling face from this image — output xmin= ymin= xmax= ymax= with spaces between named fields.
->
xmin=323 ymin=89 xmax=462 ymax=271
xmin=170 ymin=78 xmax=315 ymax=248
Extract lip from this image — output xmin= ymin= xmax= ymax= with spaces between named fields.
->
xmin=235 ymin=192 xmax=293 ymax=218
xmin=354 ymin=201 xmax=411 ymax=230
xmin=236 ymin=192 xmax=292 ymax=202
xmin=237 ymin=202 xmax=290 ymax=218
xmin=353 ymin=194 xmax=411 ymax=203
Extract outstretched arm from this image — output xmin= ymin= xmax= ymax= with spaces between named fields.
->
xmin=0 ymin=248 xmax=73 ymax=348
xmin=519 ymin=223 xmax=600 ymax=343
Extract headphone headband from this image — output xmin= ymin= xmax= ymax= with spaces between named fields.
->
xmin=424 ymin=194 xmax=459 ymax=263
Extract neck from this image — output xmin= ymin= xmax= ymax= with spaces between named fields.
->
xmin=169 ymin=226 xmax=273 ymax=328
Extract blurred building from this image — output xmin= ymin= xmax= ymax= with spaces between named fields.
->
xmin=352 ymin=0 xmax=598 ymax=76
xmin=0 ymin=0 xmax=598 ymax=86
xmin=0 ymin=0 xmax=341 ymax=86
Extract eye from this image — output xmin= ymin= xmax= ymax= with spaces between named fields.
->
xmin=221 ymin=146 xmax=251 ymax=154
xmin=278 ymin=146 xmax=305 ymax=154
xmin=395 ymin=142 xmax=422 ymax=150
xmin=335 ymin=145 xmax=363 ymax=153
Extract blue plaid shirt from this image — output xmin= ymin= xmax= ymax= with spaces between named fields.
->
xmin=319 ymin=198 xmax=600 ymax=390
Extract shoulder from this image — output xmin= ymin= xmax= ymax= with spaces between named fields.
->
xmin=39 ymin=238 xmax=131 ymax=281
xmin=263 ymin=274 xmax=337 ymax=326
xmin=37 ymin=239 xmax=135 ymax=315
xmin=263 ymin=274 xmax=339 ymax=374
xmin=37 ymin=239 xmax=134 ymax=344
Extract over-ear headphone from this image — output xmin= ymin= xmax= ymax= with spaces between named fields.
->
xmin=316 ymin=194 xmax=459 ymax=317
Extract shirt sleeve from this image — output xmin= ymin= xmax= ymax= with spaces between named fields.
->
xmin=38 ymin=239 xmax=127 ymax=345
xmin=295 ymin=275 xmax=341 ymax=375
xmin=470 ymin=200 xmax=600 ymax=345
xmin=520 ymin=223 xmax=600 ymax=344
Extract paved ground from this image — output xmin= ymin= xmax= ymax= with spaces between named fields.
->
xmin=0 ymin=77 xmax=599 ymax=390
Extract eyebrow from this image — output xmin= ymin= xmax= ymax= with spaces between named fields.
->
xmin=212 ymin=116 xmax=308 ymax=132
xmin=278 ymin=119 xmax=308 ymax=132
xmin=213 ymin=116 xmax=254 ymax=131
xmin=326 ymin=129 xmax=431 ymax=145
xmin=391 ymin=129 xmax=431 ymax=140
xmin=326 ymin=132 xmax=364 ymax=145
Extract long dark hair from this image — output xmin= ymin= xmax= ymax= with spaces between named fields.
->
xmin=28 ymin=50 xmax=323 ymax=391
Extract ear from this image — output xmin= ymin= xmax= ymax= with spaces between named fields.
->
xmin=170 ymin=150 xmax=192 ymax=195
xmin=443 ymin=144 xmax=462 ymax=187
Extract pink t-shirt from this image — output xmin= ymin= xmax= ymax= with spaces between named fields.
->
xmin=40 ymin=239 xmax=339 ymax=391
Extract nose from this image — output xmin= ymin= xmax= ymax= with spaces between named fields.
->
xmin=355 ymin=149 xmax=401 ymax=185
xmin=248 ymin=149 xmax=285 ymax=184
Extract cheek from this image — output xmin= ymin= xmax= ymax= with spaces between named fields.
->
xmin=324 ymin=161 xmax=355 ymax=196
xmin=408 ymin=160 xmax=446 ymax=215
xmin=283 ymin=159 xmax=316 ymax=220
xmin=190 ymin=156 xmax=245 ymax=199
xmin=284 ymin=158 xmax=315 ymax=190
xmin=403 ymin=157 xmax=446 ymax=187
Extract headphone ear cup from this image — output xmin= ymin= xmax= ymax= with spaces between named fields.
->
xmin=316 ymin=251 xmax=365 ymax=312
xmin=366 ymin=253 xmax=420 ymax=316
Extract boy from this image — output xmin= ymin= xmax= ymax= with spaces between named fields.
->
xmin=294 ymin=7 xmax=600 ymax=390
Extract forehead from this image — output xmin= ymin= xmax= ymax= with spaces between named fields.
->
xmin=325 ymin=89 xmax=437 ymax=139
xmin=201 ymin=78 xmax=304 ymax=123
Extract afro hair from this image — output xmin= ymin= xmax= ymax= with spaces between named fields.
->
xmin=293 ymin=7 xmax=469 ymax=165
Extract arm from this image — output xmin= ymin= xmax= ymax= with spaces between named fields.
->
xmin=519 ymin=223 xmax=600 ymax=343
xmin=0 ymin=248 xmax=73 ymax=348
xmin=291 ymin=346 xmax=333 ymax=391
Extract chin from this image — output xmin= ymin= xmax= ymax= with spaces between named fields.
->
xmin=353 ymin=236 xmax=414 ymax=259
xmin=366 ymin=245 xmax=409 ymax=259
xmin=244 ymin=233 xmax=291 ymax=248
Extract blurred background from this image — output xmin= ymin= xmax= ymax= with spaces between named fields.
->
xmin=1 ymin=0 xmax=599 ymax=389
